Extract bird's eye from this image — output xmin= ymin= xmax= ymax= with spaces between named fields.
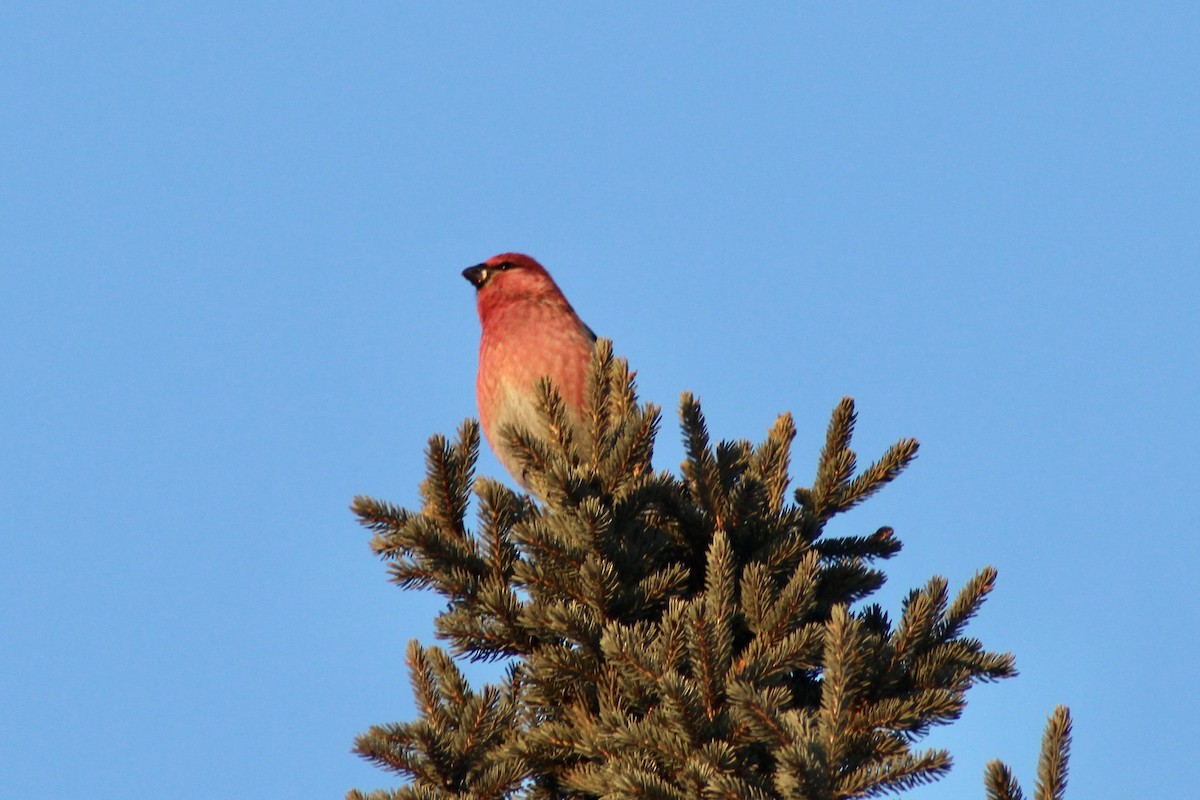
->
xmin=497 ymin=261 xmax=516 ymax=271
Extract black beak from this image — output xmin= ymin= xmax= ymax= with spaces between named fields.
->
xmin=462 ymin=263 xmax=488 ymax=289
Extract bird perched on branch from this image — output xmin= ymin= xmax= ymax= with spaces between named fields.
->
xmin=463 ymin=253 xmax=596 ymax=490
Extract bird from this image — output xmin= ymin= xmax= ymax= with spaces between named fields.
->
xmin=463 ymin=253 xmax=596 ymax=490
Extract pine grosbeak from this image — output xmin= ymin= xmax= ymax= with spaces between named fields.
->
xmin=463 ymin=253 xmax=596 ymax=490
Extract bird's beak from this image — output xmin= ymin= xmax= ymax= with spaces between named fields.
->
xmin=462 ymin=264 xmax=488 ymax=289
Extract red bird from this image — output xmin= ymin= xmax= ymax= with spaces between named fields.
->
xmin=463 ymin=253 xmax=596 ymax=490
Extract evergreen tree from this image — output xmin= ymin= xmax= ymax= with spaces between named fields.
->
xmin=349 ymin=341 xmax=1071 ymax=800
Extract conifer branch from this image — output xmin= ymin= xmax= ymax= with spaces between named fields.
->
xmin=603 ymin=404 xmax=661 ymax=496
xmin=820 ymin=605 xmax=866 ymax=767
xmin=603 ymin=620 xmax=663 ymax=684
xmin=727 ymin=680 xmax=792 ymax=746
xmin=636 ymin=563 xmax=691 ymax=609
xmin=739 ymin=563 xmax=772 ymax=635
xmin=838 ymin=437 xmax=920 ymax=514
xmin=984 ymin=761 xmax=1025 ymax=800
xmin=419 ymin=421 xmax=478 ymax=538
xmin=862 ymin=691 xmax=965 ymax=737
xmin=353 ymin=425 xmax=488 ymax=598
xmin=680 ymin=393 xmax=722 ymax=528
xmin=353 ymin=641 xmax=524 ymax=800
xmin=610 ymin=348 xmax=640 ymax=426
xmin=696 ymin=532 xmax=736 ymax=719
xmin=798 ymin=399 xmax=919 ymax=526
xmin=894 ymin=578 xmax=947 ymax=666
xmin=814 ymin=527 xmax=902 ymax=562
xmin=840 ymin=749 xmax=952 ymax=797
xmin=938 ymin=567 xmax=998 ymax=642
xmin=810 ymin=398 xmax=859 ymax=520
xmin=533 ymin=377 xmax=578 ymax=462
xmin=750 ymin=412 xmax=796 ymax=516
xmin=500 ymin=425 xmax=554 ymax=495
xmin=1034 ymin=706 xmax=1072 ymax=800
xmin=473 ymin=479 xmax=526 ymax=585
xmin=655 ymin=599 xmax=691 ymax=675
xmin=351 ymin=495 xmax=414 ymax=558
xmin=587 ymin=339 xmax=617 ymax=457
xmin=756 ymin=551 xmax=821 ymax=645
xmin=825 ymin=397 xmax=858 ymax=461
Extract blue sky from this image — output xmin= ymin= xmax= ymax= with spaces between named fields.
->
xmin=3 ymin=4 xmax=1197 ymax=798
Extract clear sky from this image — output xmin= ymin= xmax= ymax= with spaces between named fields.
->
xmin=2 ymin=4 xmax=1197 ymax=798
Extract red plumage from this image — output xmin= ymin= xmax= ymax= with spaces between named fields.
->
xmin=463 ymin=253 xmax=596 ymax=490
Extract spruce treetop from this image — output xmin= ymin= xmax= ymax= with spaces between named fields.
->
xmin=349 ymin=341 xmax=1069 ymax=800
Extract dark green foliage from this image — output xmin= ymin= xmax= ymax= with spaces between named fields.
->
xmin=351 ymin=340 xmax=1056 ymax=800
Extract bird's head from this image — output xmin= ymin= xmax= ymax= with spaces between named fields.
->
xmin=463 ymin=253 xmax=570 ymax=317
xmin=462 ymin=252 xmax=555 ymax=292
